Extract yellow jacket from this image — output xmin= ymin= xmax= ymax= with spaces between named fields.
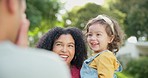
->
xmin=89 ymin=51 xmax=119 ymax=78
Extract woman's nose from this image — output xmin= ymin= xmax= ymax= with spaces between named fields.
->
xmin=61 ymin=46 xmax=67 ymax=53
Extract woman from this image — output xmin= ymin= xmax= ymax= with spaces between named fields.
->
xmin=36 ymin=27 xmax=87 ymax=78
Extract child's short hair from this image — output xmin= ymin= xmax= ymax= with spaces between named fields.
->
xmin=85 ymin=14 xmax=125 ymax=53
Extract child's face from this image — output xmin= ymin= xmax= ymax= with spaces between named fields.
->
xmin=87 ymin=23 xmax=113 ymax=53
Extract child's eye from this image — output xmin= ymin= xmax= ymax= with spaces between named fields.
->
xmin=97 ymin=34 xmax=101 ymax=36
xmin=87 ymin=33 xmax=92 ymax=37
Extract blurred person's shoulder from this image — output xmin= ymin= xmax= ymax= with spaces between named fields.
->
xmin=0 ymin=41 xmax=71 ymax=78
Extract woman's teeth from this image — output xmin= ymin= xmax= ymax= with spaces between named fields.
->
xmin=60 ymin=55 xmax=68 ymax=61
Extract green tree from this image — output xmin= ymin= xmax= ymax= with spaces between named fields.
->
xmin=110 ymin=0 xmax=148 ymax=40
xmin=63 ymin=3 xmax=125 ymax=31
xmin=26 ymin=0 xmax=62 ymax=46
xmin=63 ymin=3 xmax=107 ymax=30
xmin=26 ymin=0 xmax=61 ymax=30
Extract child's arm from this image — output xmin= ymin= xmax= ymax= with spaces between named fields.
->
xmin=95 ymin=52 xmax=118 ymax=78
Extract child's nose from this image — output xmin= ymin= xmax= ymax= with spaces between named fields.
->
xmin=90 ymin=35 xmax=97 ymax=40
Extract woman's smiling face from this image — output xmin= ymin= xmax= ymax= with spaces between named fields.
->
xmin=52 ymin=34 xmax=75 ymax=66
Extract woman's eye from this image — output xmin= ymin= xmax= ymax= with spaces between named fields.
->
xmin=55 ymin=43 xmax=62 ymax=46
xmin=68 ymin=45 xmax=74 ymax=48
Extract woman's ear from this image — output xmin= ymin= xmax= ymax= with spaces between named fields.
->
xmin=108 ymin=35 xmax=115 ymax=43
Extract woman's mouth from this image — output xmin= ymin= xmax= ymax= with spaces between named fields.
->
xmin=59 ymin=55 xmax=69 ymax=61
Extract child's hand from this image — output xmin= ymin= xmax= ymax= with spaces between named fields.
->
xmin=16 ymin=13 xmax=30 ymax=47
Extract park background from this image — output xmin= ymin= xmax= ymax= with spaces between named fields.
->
xmin=26 ymin=0 xmax=148 ymax=78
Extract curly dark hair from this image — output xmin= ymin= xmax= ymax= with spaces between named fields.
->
xmin=85 ymin=14 xmax=125 ymax=54
xmin=36 ymin=27 xmax=87 ymax=68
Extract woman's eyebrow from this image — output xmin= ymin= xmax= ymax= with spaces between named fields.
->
xmin=68 ymin=42 xmax=75 ymax=45
xmin=54 ymin=41 xmax=62 ymax=44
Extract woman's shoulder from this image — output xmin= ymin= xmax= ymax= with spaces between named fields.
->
xmin=71 ymin=65 xmax=80 ymax=78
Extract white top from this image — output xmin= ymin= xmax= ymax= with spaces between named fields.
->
xmin=0 ymin=41 xmax=71 ymax=78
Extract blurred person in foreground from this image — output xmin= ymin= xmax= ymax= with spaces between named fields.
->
xmin=0 ymin=0 xmax=70 ymax=78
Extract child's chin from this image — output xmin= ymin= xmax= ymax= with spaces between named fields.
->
xmin=91 ymin=48 xmax=100 ymax=52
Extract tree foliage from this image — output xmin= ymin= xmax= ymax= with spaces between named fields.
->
xmin=125 ymin=57 xmax=148 ymax=78
xmin=63 ymin=3 xmax=106 ymax=30
xmin=110 ymin=0 xmax=148 ymax=40
xmin=63 ymin=0 xmax=148 ymax=40
xmin=63 ymin=3 xmax=125 ymax=31
xmin=26 ymin=0 xmax=62 ymax=46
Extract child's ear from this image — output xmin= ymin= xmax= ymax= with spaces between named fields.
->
xmin=108 ymin=35 xmax=115 ymax=43
xmin=5 ymin=0 xmax=16 ymax=14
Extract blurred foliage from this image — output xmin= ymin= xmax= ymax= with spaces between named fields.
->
xmin=116 ymin=72 xmax=134 ymax=78
xmin=125 ymin=57 xmax=148 ymax=78
xmin=26 ymin=0 xmax=63 ymax=46
xmin=63 ymin=3 xmax=107 ymax=29
xmin=26 ymin=0 xmax=61 ymax=30
xmin=62 ymin=3 xmax=125 ymax=30
xmin=26 ymin=0 xmax=148 ymax=46
xmin=110 ymin=0 xmax=148 ymax=40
